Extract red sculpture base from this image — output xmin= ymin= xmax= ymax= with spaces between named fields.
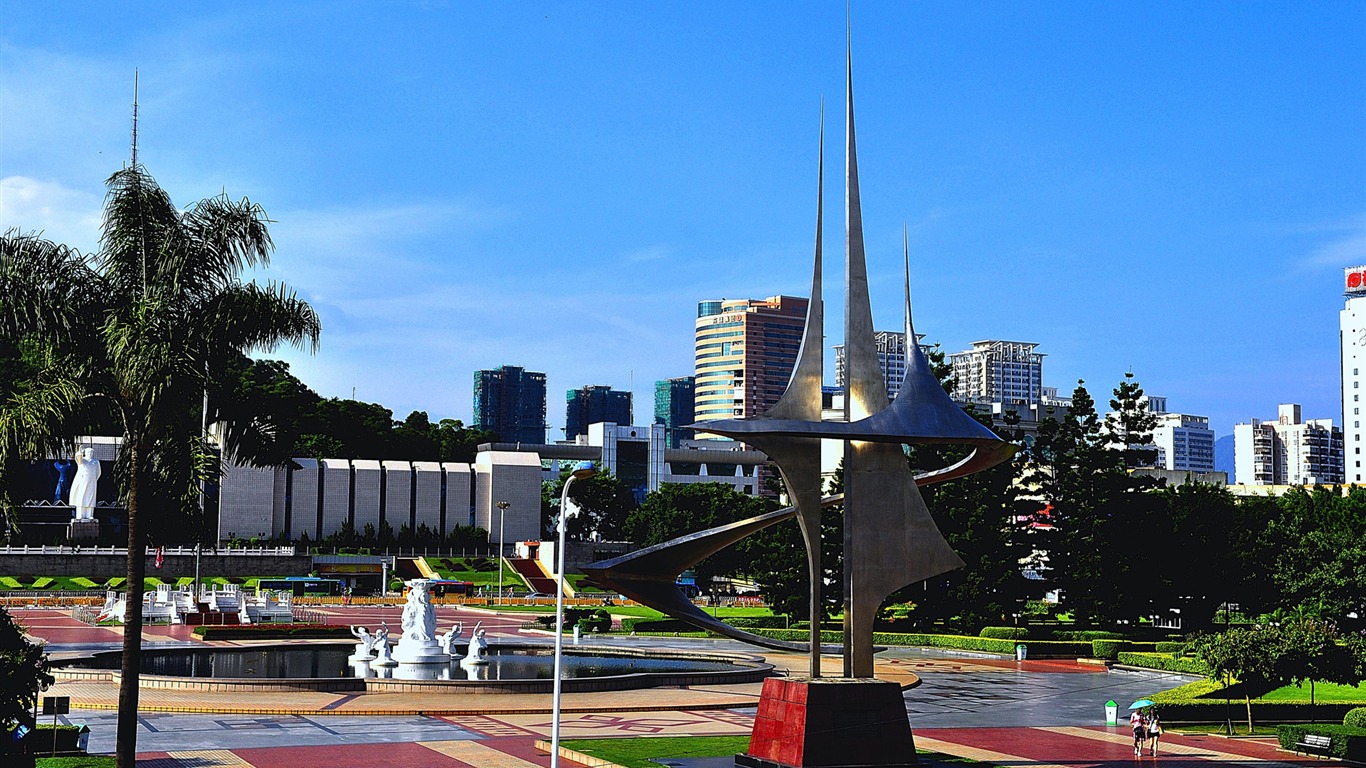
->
xmin=735 ymin=677 xmax=918 ymax=768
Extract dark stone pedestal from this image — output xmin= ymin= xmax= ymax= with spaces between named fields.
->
xmin=735 ymin=677 xmax=917 ymax=768
xmin=66 ymin=519 xmax=99 ymax=541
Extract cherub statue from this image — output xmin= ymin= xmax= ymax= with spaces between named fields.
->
xmin=462 ymin=621 xmax=489 ymax=665
xmin=371 ymin=622 xmax=396 ymax=666
xmin=349 ymin=625 xmax=380 ymax=660
xmin=439 ymin=622 xmax=464 ymax=657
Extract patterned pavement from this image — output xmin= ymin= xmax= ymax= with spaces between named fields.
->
xmin=16 ymin=608 xmax=1350 ymax=767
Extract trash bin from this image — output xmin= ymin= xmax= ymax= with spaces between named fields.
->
xmin=1015 ymin=643 xmax=1027 ymax=661
xmin=75 ymin=725 xmax=91 ymax=753
xmin=1105 ymin=700 xmax=1119 ymax=726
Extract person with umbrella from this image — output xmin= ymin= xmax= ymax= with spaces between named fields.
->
xmin=1147 ymin=708 xmax=1163 ymax=755
xmin=1129 ymin=700 xmax=1153 ymax=756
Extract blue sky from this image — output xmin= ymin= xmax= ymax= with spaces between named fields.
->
xmin=3 ymin=2 xmax=1363 ymax=439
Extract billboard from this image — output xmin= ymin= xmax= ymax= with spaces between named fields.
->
xmin=1346 ymin=266 xmax=1366 ymax=294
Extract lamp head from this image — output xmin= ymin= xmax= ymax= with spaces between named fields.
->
xmin=496 ymin=501 xmax=510 ymax=510
xmin=568 ymin=461 xmax=597 ymax=480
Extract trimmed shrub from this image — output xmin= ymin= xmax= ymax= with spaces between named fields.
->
xmin=728 ymin=616 xmax=792 ymax=630
xmin=1276 ymin=724 xmax=1366 ymax=761
xmin=980 ymin=626 xmax=1030 ymax=640
xmin=1054 ymin=630 xmax=1126 ymax=641
xmin=620 ymin=617 xmax=697 ymax=633
xmin=577 ymin=609 xmax=612 ymax=633
xmin=1092 ymin=639 xmax=1128 ymax=659
xmin=1346 ymin=707 xmax=1366 ymax=728
xmin=1117 ymin=651 xmax=1208 ymax=675
xmin=31 ymin=577 xmax=53 ymax=589
xmin=1155 ymin=641 xmax=1187 ymax=655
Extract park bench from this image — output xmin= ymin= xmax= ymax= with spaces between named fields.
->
xmin=1294 ymin=733 xmax=1332 ymax=759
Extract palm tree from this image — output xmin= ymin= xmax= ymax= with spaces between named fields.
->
xmin=0 ymin=165 xmax=320 ymax=767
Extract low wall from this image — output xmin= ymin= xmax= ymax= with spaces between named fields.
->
xmin=0 ymin=553 xmax=312 ymax=578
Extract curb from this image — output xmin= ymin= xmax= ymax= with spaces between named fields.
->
xmin=533 ymin=740 xmax=629 ymax=768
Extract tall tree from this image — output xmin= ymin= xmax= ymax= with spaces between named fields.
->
xmin=543 ymin=469 xmax=637 ymax=541
xmin=0 ymin=166 xmax=319 ymax=767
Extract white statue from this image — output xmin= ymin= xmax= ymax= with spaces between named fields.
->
xmin=69 ymin=448 xmax=100 ymax=520
xmin=440 ymin=622 xmax=464 ymax=657
xmin=349 ymin=625 xmax=381 ymax=661
xmin=371 ymin=622 xmax=396 ymax=666
xmin=392 ymin=580 xmax=448 ymax=663
xmin=462 ymin=622 xmax=489 ymax=666
xmin=400 ymin=579 xmax=436 ymax=643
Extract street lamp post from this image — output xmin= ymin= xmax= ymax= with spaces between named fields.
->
xmin=551 ymin=461 xmax=596 ymax=768
xmin=496 ymin=501 xmax=510 ymax=607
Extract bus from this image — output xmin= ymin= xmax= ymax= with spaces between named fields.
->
xmin=429 ymin=579 xmax=475 ymax=597
xmin=256 ymin=577 xmax=344 ymax=597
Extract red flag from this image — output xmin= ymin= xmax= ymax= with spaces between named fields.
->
xmin=154 ymin=546 xmax=164 ymax=569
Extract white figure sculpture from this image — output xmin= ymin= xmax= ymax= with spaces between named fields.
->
xmin=461 ymin=622 xmax=489 ymax=666
xmin=349 ymin=625 xmax=381 ymax=661
xmin=68 ymin=448 xmax=100 ymax=520
xmin=391 ymin=579 xmax=447 ymax=663
xmin=440 ymin=622 xmax=464 ymax=657
xmin=371 ymin=622 xmax=396 ymax=666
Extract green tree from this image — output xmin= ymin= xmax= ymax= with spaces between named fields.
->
xmin=543 ymin=469 xmax=637 ymax=541
xmin=1277 ymin=617 xmax=1363 ymax=707
xmin=0 ymin=166 xmax=319 ymax=767
xmin=626 ymin=482 xmax=772 ymax=596
xmin=0 ymin=606 xmax=52 ymax=735
xmin=1190 ymin=626 xmax=1288 ymax=733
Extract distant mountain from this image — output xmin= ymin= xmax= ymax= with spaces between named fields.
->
xmin=1214 ymin=434 xmax=1236 ymax=479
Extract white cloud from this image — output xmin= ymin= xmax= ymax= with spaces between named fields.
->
xmin=1302 ymin=215 xmax=1366 ymax=270
xmin=0 ymin=176 xmax=103 ymax=251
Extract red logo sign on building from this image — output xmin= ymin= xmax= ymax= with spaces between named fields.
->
xmin=1346 ymin=266 xmax=1366 ymax=294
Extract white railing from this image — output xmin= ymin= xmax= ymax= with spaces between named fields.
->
xmin=0 ymin=545 xmax=296 ymax=556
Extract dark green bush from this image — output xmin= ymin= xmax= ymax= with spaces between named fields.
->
xmin=1116 ymin=651 xmax=1208 ymax=675
xmin=1092 ymin=639 xmax=1128 ymax=659
xmin=191 ymin=624 xmax=351 ymax=640
xmin=620 ymin=617 xmax=697 ymax=633
xmin=1276 ymin=724 xmax=1366 ymax=760
xmin=1155 ymin=641 xmax=1187 ymax=654
xmin=980 ymin=626 xmax=1030 ymax=640
xmin=1054 ymin=630 xmax=1126 ymax=641
xmin=1345 ymin=707 xmax=1366 ymax=728
xmin=728 ymin=616 xmax=792 ymax=630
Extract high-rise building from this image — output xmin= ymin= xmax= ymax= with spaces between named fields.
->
xmin=948 ymin=340 xmax=1044 ymax=405
xmin=654 ymin=377 xmax=696 ymax=448
xmin=473 ymin=365 xmax=547 ymax=444
xmin=565 ymin=385 xmax=633 ymax=441
xmin=1234 ymin=404 xmax=1344 ymax=486
xmin=1341 ymin=266 xmax=1366 ymax=482
xmin=1151 ymin=412 xmax=1217 ymax=473
xmin=694 ymin=296 xmax=807 ymax=431
xmin=833 ymin=331 xmax=929 ymax=401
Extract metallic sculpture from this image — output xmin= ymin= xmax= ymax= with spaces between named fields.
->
xmin=585 ymin=42 xmax=1016 ymax=680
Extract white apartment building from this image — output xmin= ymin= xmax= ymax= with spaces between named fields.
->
xmin=1234 ymin=404 xmax=1344 ymax=486
xmin=833 ymin=331 xmax=930 ymax=402
xmin=1152 ymin=412 xmax=1217 ymax=473
xmin=948 ymin=340 xmax=1044 ymax=406
xmin=1341 ymin=265 xmax=1366 ymax=482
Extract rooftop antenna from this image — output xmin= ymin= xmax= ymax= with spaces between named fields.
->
xmin=131 ymin=69 xmax=139 ymax=170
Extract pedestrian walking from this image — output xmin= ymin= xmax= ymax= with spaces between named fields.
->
xmin=1147 ymin=709 xmax=1162 ymax=756
xmin=1130 ymin=709 xmax=1147 ymax=756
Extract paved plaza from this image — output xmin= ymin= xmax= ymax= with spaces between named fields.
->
xmin=16 ymin=607 xmax=1349 ymax=767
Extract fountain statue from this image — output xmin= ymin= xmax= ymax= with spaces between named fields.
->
xmin=349 ymin=625 xmax=382 ymax=662
xmin=390 ymin=579 xmax=450 ymax=663
xmin=439 ymin=622 xmax=464 ymax=658
xmin=370 ymin=623 xmax=396 ymax=667
xmin=461 ymin=622 xmax=489 ymax=666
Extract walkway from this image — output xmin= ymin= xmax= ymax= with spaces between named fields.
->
xmin=16 ymin=608 xmax=1348 ymax=767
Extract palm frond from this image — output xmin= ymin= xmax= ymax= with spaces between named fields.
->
xmin=198 ymin=282 xmax=322 ymax=358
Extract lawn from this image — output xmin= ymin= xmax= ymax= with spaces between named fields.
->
xmin=422 ymin=557 xmax=530 ymax=590
xmin=1258 ymin=681 xmax=1366 ymax=702
xmin=560 ymin=736 xmax=991 ymax=767
xmin=36 ymin=757 xmax=115 ymax=768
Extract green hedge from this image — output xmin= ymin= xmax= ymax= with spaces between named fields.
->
xmin=1155 ymin=699 xmax=1363 ymax=724
xmin=980 ymin=626 xmax=1030 ymax=640
xmin=1053 ymin=630 xmax=1126 ymax=641
xmin=1092 ymin=639 xmax=1128 ymax=659
xmin=620 ymin=617 xmax=697 ymax=633
xmin=728 ymin=616 xmax=792 ymax=630
xmin=1346 ymin=707 xmax=1366 ymax=728
xmin=1117 ymin=651 xmax=1208 ymax=675
xmin=1155 ymin=641 xmax=1187 ymax=654
xmin=745 ymin=629 xmax=1091 ymax=657
xmin=1275 ymin=724 xmax=1366 ymax=761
